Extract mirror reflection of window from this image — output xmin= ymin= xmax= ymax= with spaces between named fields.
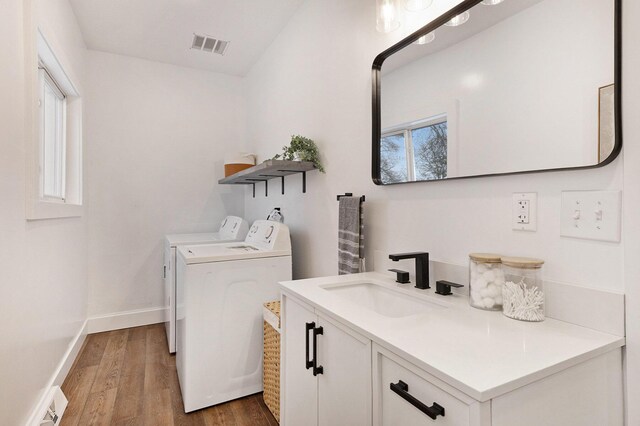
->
xmin=413 ymin=122 xmax=447 ymax=180
xmin=381 ymin=116 xmax=448 ymax=184
xmin=380 ymin=133 xmax=407 ymax=184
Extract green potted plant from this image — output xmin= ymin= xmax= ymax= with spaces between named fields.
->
xmin=273 ymin=135 xmax=325 ymax=172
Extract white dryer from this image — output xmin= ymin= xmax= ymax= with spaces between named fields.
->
xmin=164 ymin=216 xmax=249 ymax=353
xmin=176 ymin=220 xmax=292 ymax=413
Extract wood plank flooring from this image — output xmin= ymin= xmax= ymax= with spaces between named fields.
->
xmin=61 ymin=324 xmax=278 ymax=426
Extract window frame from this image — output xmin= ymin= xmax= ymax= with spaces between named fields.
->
xmin=38 ymin=65 xmax=68 ymax=202
xmin=381 ymin=114 xmax=448 ymax=183
xmin=26 ymin=27 xmax=83 ymax=220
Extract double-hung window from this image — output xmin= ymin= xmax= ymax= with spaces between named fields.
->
xmin=39 ymin=65 xmax=67 ymax=201
xmin=380 ymin=114 xmax=448 ymax=184
xmin=27 ymin=29 xmax=83 ymax=220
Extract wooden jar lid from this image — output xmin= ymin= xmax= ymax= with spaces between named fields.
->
xmin=501 ymin=256 xmax=544 ymax=269
xmin=469 ymin=253 xmax=502 ymax=263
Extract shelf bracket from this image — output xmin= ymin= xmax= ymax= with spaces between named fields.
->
xmin=259 ymin=174 xmax=286 ymax=195
xmin=278 ymin=170 xmax=307 ymax=194
xmin=246 ymin=179 xmax=268 ymax=197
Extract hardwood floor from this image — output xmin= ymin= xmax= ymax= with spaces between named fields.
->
xmin=61 ymin=324 xmax=278 ymax=426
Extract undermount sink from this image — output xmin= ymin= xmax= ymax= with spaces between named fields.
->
xmin=322 ymin=282 xmax=445 ymax=318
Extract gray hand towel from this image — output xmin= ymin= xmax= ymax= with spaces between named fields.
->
xmin=338 ymin=196 xmax=365 ymax=275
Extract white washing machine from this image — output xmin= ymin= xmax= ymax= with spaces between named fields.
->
xmin=176 ymin=220 xmax=292 ymax=413
xmin=164 ymin=216 xmax=249 ymax=353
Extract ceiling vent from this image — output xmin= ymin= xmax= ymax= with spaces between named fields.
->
xmin=191 ymin=34 xmax=230 ymax=56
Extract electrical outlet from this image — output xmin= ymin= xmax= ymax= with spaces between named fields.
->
xmin=512 ymin=193 xmax=537 ymax=231
xmin=516 ymin=199 xmax=530 ymax=224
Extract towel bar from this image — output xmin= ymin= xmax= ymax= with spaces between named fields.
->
xmin=337 ymin=193 xmax=365 ymax=202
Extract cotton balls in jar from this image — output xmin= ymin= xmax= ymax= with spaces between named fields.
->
xmin=469 ymin=253 xmax=505 ymax=311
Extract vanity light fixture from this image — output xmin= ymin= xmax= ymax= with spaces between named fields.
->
xmin=376 ymin=0 xmax=401 ymax=33
xmin=444 ymin=11 xmax=470 ymax=26
xmin=404 ymin=0 xmax=433 ymax=11
xmin=414 ymin=31 xmax=436 ymax=45
xmin=481 ymin=0 xmax=506 ymax=4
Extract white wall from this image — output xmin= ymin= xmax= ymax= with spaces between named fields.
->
xmin=382 ymin=0 xmax=614 ymax=176
xmin=0 ymin=0 xmax=88 ymax=424
xmin=85 ymin=51 xmax=246 ymax=317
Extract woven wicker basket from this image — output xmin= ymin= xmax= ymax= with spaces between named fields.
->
xmin=263 ymin=300 xmax=281 ymax=422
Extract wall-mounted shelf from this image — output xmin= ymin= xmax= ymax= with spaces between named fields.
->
xmin=218 ymin=159 xmax=317 ymax=197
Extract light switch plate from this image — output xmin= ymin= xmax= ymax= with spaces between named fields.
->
xmin=512 ymin=193 xmax=537 ymax=231
xmin=560 ymin=191 xmax=621 ymax=242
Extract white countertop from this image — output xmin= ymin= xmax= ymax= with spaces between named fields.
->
xmin=279 ymin=272 xmax=625 ymax=402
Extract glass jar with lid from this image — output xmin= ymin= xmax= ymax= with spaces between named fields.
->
xmin=501 ymin=257 xmax=545 ymax=322
xmin=468 ymin=253 xmax=504 ymax=311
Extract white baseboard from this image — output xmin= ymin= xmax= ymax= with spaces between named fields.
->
xmin=26 ymin=308 xmax=166 ymax=424
xmin=26 ymin=319 xmax=87 ymax=426
xmin=54 ymin=320 xmax=88 ymax=386
xmin=87 ymin=307 xmax=166 ymax=334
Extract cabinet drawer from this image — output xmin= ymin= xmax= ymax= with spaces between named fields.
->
xmin=374 ymin=345 xmax=478 ymax=426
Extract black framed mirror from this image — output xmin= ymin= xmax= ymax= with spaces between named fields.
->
xmin=372 ymin=0 xmax=621 ymax=185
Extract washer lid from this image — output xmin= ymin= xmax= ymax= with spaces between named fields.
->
xmin=165 ymin=232 xmax=222 ymax=247
xmin=177 ymin=242 xmax=291 ymax=265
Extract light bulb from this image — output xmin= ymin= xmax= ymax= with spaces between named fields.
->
xmin=376 ymin=0 xmax=401 ymax=33
xmin=404 ymin=0 xmax=433 ymax=11
xmin=414 ymin=32 xmax=435 ymax=45
xmin=445 ymin=11 xmax=470 ymax=27
xmin=481 ymin=0 xmax=505 ymax=4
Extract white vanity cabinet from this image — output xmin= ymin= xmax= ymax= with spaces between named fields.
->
xmin=281 ymin=293 xmax=372 ymax=426
xmin=279 ymin=273 xmax=624 ymax=426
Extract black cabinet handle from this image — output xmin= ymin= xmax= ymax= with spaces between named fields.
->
xmin=390 ymin=380 xmax=445 ymax=420
xmin=305 ymin=322 xmax=315 ymax=370
xmin=312 ymin=326 xmax=324 ymax=376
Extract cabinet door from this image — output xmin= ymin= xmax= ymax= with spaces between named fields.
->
xmin=281 ymin=294 xmax=318 ymax=426
xmin=317 ymin=314 xmax=372 ymax=426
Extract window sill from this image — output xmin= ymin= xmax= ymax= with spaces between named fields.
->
xmin=26 ymin=199 xmax=83 ymax=220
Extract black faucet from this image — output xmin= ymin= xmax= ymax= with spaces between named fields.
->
xmin=389 ymin=252 xmax=430 ymax=289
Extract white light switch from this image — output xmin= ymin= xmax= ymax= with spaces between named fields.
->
xmin=560 ymin=191 xmax=621 ymax=242
xmin=512 ymin=193 xmax=537 ymax=231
